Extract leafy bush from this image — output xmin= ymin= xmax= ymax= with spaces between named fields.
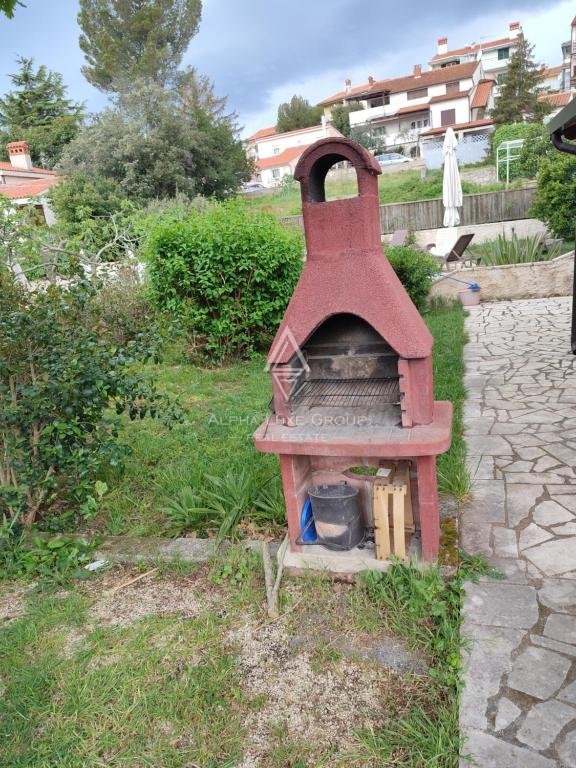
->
xmin=49 ymin=172 xmax=135 ymax=257
xmin=0 ymin=520 xmax=95 ymax=583
xmin=385 ymin=245 xmax=439 ymax=309
xmin=472 ymin=232 xmax=563 ymax=265
xmin=142 ymin=199 xmax=304 ymax=361
xmin=0 ymin=270 xmax=179 ymax=529
xmin=530 ymin=153 xmax=576 ymax=240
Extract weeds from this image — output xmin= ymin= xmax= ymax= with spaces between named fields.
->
xmin=351 ymin=553 xmax=497 ymax=767
xmin=163 ymin=469 xmax=285 ymax=542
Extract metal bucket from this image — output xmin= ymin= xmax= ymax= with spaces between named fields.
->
xmin=307 ymin=483 xmax=364 ymax=550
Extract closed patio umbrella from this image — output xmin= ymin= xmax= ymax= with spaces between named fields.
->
xmin=442 ymin=127 xmax=463 ymax=227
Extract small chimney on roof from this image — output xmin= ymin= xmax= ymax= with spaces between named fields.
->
xmin=368 ymin=75 xmax=374 ymax=86
xmin=345 ymin=78 xmax=352 ymax=95
xmin=413 ymin=64 xmax=422 ymax=78
xmin=7 ymin=141 xmax=32 ymax=170
xmin=509 ymin=21 xmax=521 ymax=37
xmin=438 ymin=37 xmax=448 ymax=55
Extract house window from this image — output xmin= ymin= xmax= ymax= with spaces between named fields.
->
xmin=440 ymin=108 xmax=456 ymax=126
xmin=272 ymin=169 xmax=281 ymax=179
xmin=498 ymin=47 xmax=510 ymax=60
xmin=497 ymin=73 xmax=507 ymax=84
xmin=446 ymin=81 xmax=459 ymax=94
xmin=407 ymin=87 xmax=428 ymax=100
xmin=273 ymin=146 xmax=280 ymax=155
xmin=368 ymin=96 xmax=383 ymax=108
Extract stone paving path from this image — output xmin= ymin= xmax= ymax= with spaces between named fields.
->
xmin=460 ymin=297 xmax=576 ymax=768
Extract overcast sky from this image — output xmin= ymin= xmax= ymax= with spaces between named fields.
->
xmin=0 ymin=0 xmax=573 ymax=139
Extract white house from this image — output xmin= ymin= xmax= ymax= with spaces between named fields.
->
xmin=319 ymin=61 xmax=495 ymax=162
xmin=0 ymin=141 xmax=60 ymax=223
xmin=244 ymin=122 xmax=343 ymax=187
xmin=428 ymin=21 xmax=524 ymax=96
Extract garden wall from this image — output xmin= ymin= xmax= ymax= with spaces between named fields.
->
xmin=429 ymin=252 xmax=575 ymax=303
xmin=282 ymin=186 xmax=537 ymax=234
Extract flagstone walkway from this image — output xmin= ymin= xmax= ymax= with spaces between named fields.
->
xmin=459 ymin=297 xmax=576 ymax=768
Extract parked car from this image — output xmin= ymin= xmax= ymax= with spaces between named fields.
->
xmin=240 ymin=181 xmax=267 ymax=194
xmin=375 ymin=152 xmax=412 ymax=166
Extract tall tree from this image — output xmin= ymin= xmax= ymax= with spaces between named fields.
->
xmin=57 ymin=78 xmax=251 ymax=201
xmin=0 ymin=57 xmax=84 ymax=168
xmin=490 ymin=35 xmax=552 ymax=126
xmin=276 ymin=95 xmax=323 ymax=133
xmin=0 ymin=0 xmax=23 ymax=17
xmin=330 ymin=103 xmax=364 ymax=138
xmin=78 ymin=0 xmax=202 ymax=92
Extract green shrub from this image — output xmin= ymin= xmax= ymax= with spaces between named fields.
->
xmin=0 ymin=270 xmax=179 ymax=530
xmin=385 ymin=245 xmax=439 ymax=309
xmin=473 ymin=232 xmax=563 ymax=265
xmin=530 ymin=153 xmax=576 ymax=240
xmin=142 ymin=199 xmax=304 ymax=361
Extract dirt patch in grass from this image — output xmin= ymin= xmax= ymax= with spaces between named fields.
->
xmin=83 ymin=565 xmax=216 ymax=627
xmin=0 ymin=582 xmax=33 ymax=624
xmin=229 ymin=617 xmax=416 ymax=766
xmin=3 ymin=564 xmax=437 ymax=766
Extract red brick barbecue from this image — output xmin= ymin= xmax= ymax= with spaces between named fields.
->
xmin=253 ymin=137 xmax=452 ymax=562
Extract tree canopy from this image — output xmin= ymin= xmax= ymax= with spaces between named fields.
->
xmin=276 ymin=95 xmax=323 ymax=133
xmin=0 ymin=0 xmax=22 ymax=18
xmin=78 ymin=0 xmax=202 ymax=92
xmin=0 ymin=57 xmax=84 ymax=168
xmin=57 ymin=77 xmax=251 ymax=202
xmin=490 ymin=35 xmax=552 ymax=126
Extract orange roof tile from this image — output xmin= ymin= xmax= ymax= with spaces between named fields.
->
xmin=539 ymin=91 xmax=573 ymax=108
xmin=319 ymin=62 xmax=478 ymax=107
xmin=430 ymin=35 xmax=516 ymax=63
xmin=543 ymin=66 xmax=563 ymax=77
xmin=256 ymin=146 xmax=304 ymax=171
xmin=429 ymin=90 xmax=470 ymax=104
xmin=471 ymin=80 xmax=494 ymax=109
xmin=246 ymin=126 xmax=277 ymax=142
xmin=396 ymin=104 xmax=430 ymax=115
xmin=0 ymin=176 xmax=60 ymax=199
xmin=0 ymin=161 xmax=57 ymax=175
xmin=420 ymin=118 xmax=493 ymax=137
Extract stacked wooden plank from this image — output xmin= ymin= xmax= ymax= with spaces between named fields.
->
xmin=372 ymin=461 xmax=414 ymax=560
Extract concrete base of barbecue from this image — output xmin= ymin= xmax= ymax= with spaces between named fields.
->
xmin=282 ymin=534 xmax=422 ymax=577
xmin=254 ymin=400 xmax=452 ymax=564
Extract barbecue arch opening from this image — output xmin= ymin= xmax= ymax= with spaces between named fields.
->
xmin=294 ymin=137 xmax=381 ymax=204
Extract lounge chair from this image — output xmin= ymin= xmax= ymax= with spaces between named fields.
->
xmin=428 ymin=229 xmax=476 ymax=268
xmin=388 ymin=228 xmax=409 ymax=246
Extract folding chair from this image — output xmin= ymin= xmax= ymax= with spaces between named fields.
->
xmin=388 ymin=228 xmax=409 ymax=247
xmin=428 ymin=229 xmax=475 ymax=268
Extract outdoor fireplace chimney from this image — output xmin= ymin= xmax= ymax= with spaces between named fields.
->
xmin=253 ymin=137 xmax=452 ymax=564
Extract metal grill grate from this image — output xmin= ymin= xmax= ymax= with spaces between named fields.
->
xmin=290 ymin=377 xmax=400 ymax=408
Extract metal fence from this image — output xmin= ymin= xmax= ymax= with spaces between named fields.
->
xmin=281 ymin=186 xmax=537 ymax=235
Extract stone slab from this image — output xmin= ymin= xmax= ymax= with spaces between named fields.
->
xmin=461 ymin=730 xmax=557 ymax=768
xmin=463 ymin=581 xmax=538 ymax=629
xmin=506 ymin=484 xmax=544 ymax=527
xmin=523 ymin=537 xmax=576 ymax=576
xmin=538 ymin=579 xmax=576 ymax=612
xmin=460 ymin=625 xmax=525 ymax=731
xmin=508 ymin=646 xmax=571 ymax=699
xmin=494 ymin=697 xmax=521 ymax=732
xmin=543 ymin=613 xmax=576 ymax=645
xmin=516 ymin=700 xmax=576 ymax=751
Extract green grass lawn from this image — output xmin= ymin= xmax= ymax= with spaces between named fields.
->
xmin=0 ymin=545 xmax=490 ymax=767
xmin=94 ymin=300 xmax=468 ymax=539
xmin=242 ymin=166 xmax=503 ymax=220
